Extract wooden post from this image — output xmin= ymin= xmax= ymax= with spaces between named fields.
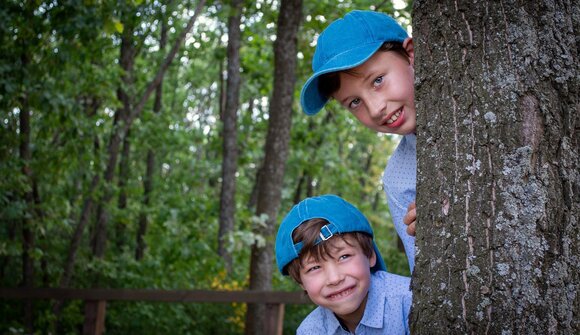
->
xmin=82 ymin=300 xmax=106 ymax=335
xmin=264 ymin=303 xmax=285 ymax=335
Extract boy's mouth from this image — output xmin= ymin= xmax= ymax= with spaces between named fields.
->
xmin=383 ymin=107 xmax=404 ymax=128
xmin=326 ymin=286 xmax=355 ymax=300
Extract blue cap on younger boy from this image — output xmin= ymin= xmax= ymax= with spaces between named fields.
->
xmin=275 ymin=194 xmax=387 ymax=275
xmin=300 ymin=10 xmax=408 ymax=116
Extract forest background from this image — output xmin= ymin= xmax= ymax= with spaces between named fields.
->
xmin=0 ymin=0 xmax=413 ymax=333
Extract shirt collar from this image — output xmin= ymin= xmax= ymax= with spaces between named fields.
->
xmin=358 ymin=272 xmax=385 ymax=329
xmin=322 ymin=308 xmax=343 ymax=335
xmin=404 ymin=133 xmax=416 ymax=150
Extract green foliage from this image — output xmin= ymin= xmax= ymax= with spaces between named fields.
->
xmin=0 ymin=0 xmax=412 ymax=333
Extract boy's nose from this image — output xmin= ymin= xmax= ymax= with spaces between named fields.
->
xmin=325 ymin=265 xmax=344 ymax=286
xmin=367 ymin=96 xmax=386 ymax=120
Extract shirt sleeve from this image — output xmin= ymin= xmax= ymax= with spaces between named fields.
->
xmin=382 ymin=134 xmax=417 ymax=272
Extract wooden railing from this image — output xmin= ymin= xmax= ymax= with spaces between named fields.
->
xmin=0 ymin=288 xmax=312 ymax=335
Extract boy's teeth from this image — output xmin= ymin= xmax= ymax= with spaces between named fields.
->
xmin=386 ymin=110 xmax=402 ymax=124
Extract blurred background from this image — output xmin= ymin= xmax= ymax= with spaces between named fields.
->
xmin=0 ymin=0 xmax=411 ymax=333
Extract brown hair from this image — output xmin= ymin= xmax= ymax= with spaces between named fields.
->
xmin=286 ymin=218 xmax=374 ymax=284
xmin=318 ymin=42 xmax=410 ymax=99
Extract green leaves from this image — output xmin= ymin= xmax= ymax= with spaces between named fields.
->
xmin=104 ymin=17 xmax=124 ymax=34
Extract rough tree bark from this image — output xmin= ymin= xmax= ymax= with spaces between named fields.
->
xmin=218 ymin=0 xmax=243 ymax=273
xmin=244 ymin=0 xmax=302 ymax=334
xmin=411 ymin=1 xmax=579 ymax=334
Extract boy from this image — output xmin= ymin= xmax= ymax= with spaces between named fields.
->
xmin=275 ymin=194 xmax=411 ymax=334
xmin=300 ymin=10 xmax=417 ymax=272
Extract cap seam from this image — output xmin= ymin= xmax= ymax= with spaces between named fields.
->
xmin=321 ymin=41 xmax=383 ymax=68
xmin=355 ymin=11 xmax=375 ymax=43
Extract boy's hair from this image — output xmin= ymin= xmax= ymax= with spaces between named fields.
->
xmin=275 ymin=194 xmax=387 ymax=276
xmin=318 ymin=42 xmax=410 ymax=99
xmin=286 ymin=218 xmax=374 ymax=284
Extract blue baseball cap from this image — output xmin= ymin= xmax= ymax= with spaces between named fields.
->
xmin=275 ymin=194 xmax=387 ymax=275
xmin=300 ymin=10 xmax=409 ymax=116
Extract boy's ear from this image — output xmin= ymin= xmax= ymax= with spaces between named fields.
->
xmin=369 ymin=249 xmax=377 ymax=268
xmin=403 ymin=37 xmax=415 ymax=67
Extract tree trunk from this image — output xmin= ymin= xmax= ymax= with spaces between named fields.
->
xmin=136 ymin=149 xmax=154 ymax=261
xmin=411 ymin=1 xmax=579 ymax=334
xmin=136 ymin=12 xmax=169 ymax=261
xmin=116 ymin=128 xmax=131 ymax=250
xmin=19 ymin=50 xmax=35 ymax=334
xmin=291 ymin=113 xmax=334 ymax=204
xmin=218 ymin=0 xmax=243 ymax=273
xmin=244 ymin=0 xmax=302 ymax=334
xmin=92 ymin=20 xmax=135 ymax=260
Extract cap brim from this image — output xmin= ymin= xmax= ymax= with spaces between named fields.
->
xmin=300 ymin=42 xmax=384 ymax=115
xmin=372 ymin=241 xmax=387 ymax=273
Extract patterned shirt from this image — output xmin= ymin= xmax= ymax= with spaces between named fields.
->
xmin=297 ymin=271 xmax=411 ymax=334
xmin=382 ymin=134 xmax=416 ymax=273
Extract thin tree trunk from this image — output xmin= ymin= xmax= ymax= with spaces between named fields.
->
xmin=218 ymin=0 xmax=243 ymax=273
xmin=19 ymin=97 xmax=35 ymax=335
xmin=53 ymin=100 xmax=101 ymax=331
xmin=293 ymin=173 xmax=306 ymax=204
xmin=116 ymin=128 xmax=131 ymax=249
xmin=136 ymin=11 xmax=169 ymax=261
xmin=306 ymin=174 xmax=314 ymax=198
xmin=92 ymin=103 xmax=127 ymax=260
xmin=92 ymin=18 xmax=136 ymax=261
xmin=290 ymin=113 xmax=333 ymax=204
xmin=136 ymin=149 xmax=154 ymax=260
xmin=244 ymin=0 xmax=302 ymax=333
xmin=248 ymin=164 xmax=263 ymax=209
xmin=411 ymin=1 xmax=579 ymax=334
xmin=18 ymin=45 xmax=35 ymax=334
xmin=128 ymin=0 xmax=206 ymax=125
xmin=219 ymin=58 xmax=226 ymax=122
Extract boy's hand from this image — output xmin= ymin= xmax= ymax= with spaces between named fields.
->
xmin=403 ymin=201 xmax=416 ymax=236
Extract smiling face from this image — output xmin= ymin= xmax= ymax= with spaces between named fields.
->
xmin=332 ymin=38 xmax=416 ymax=135
xmin=299 ymin=236 xmax=376 ymax=329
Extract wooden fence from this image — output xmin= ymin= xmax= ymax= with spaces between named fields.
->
xmin=0 ymin=288 xmax=312 ymax=335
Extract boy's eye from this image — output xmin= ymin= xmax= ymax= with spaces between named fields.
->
xmin=305 ymin=265 xmax=320 ymax=273
xmin=338 ymin=254 xmax=351 ymax=261
xmin=348 ymin=98 xmax=361 ymax=109
xmin=373 ymin=75 xmax=384 ymax=87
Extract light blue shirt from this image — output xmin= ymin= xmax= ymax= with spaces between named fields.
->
xmin=297 ymin=271 xmax=411 ymax=335
xmin=382 ymin=134 xmax=416 ymax=273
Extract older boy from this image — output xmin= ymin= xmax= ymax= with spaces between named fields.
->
xmin=300 ymin=10 xmax=417 ymax=272
xmin=275 ymin=194 xmax=411 ymax=334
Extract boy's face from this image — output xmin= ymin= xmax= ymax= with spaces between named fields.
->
xmin=299 ymin=236 xmax=376 ymax=326
xmin=332 ymin=38 xmax=416 ymax=136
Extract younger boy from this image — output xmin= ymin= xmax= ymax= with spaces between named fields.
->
xmin=300 ymin=10 xmax=417 ymax=272
xmin=275 ymin=194 xmax=411 ymax=334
